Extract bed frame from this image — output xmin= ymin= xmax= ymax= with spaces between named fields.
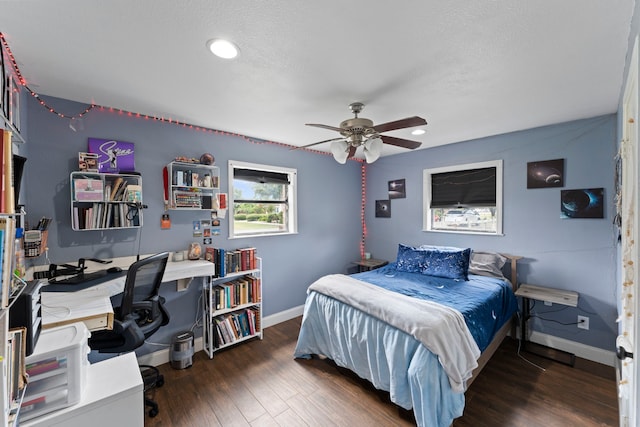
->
xmin=467 ymin=253 xmax=521 ymax=386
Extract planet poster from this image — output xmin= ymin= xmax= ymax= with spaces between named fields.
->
xmin=527 ymin=158 xmax=564 ymax=188
xmin=561 ymin=188 xmax=604 ymax=218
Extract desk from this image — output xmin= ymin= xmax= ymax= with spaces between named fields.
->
xmin=41 ymin=259 xmax=216 ymax=331
xmin=515 ymin=283 xmax=579 ymax=366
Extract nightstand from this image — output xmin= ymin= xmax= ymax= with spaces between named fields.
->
xmin=515 ymin=283 xmax=579 ymax=366
xmin=353 ymin=258 xmax=388 ymax=272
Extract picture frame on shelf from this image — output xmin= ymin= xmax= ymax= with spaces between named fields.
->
xmin=78 ymin=152 xmax=99 ymax=172
xmin=88 ymin=137 xmax=136 ymax=173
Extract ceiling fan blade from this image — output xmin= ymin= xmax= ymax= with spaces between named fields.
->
xmin=291 ymin=137 xmax=346 ymax=150
xmin=373 ymin=116 xmax=427 ymax=133
xmin=380 ymin=135 xmax=422 ymax=150
xmin=306 ymin=123 xmax=345 ymax=132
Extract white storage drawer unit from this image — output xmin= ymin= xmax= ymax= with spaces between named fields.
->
xmin=19 ymin=322 xmax=90 ymax=422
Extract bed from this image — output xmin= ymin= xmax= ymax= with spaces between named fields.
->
xmin=294 ymin=244 xmax=520 ymax=427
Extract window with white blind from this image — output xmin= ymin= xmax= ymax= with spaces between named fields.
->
xmin=423 ymin=160 xmax=503 ymax=235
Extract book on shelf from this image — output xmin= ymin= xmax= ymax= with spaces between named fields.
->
xmin=8 ymin=327 xmax=27 ymax=403
xmin=1 ymin=130 xmax=15 ymax=214
xmin=204 ymin=246 xmax=215 ymax=263
xmin=0 ymin=228 xmax=4 ymax=307
xmin=109 ymin=177 xmax=124 ymax=200
xmin=113 ymin=181 xmax=128 ymax=201
xmin=208 ymin=247 xmax=258 ymax=278
xmin=0 ymin=216 xmax=16 ymax=308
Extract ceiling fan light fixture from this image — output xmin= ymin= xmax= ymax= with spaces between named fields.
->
xmin=206 ymin=38 xmax=239 ymax=59
xmin=331 ymin=140 xmax=350 ymax=164
xmin=412 ymin=129 xmax=426 ymax=136
xmin=364 ymin=137 xmax=383 ymax=163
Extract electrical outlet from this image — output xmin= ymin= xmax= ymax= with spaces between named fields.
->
xmin=578 ymin=315 xmax=589 ymax=330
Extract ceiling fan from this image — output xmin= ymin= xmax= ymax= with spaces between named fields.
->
xmin=298 ymin=102 xmax=427 ymax=163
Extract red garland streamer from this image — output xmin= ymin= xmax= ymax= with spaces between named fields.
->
xmin=2 ymin=31 xmax=368 ymax=256
xmin=361 ymin=163 xmax=367 ymax=259
xmin=0 ymin=32 xmax=366 ymax=161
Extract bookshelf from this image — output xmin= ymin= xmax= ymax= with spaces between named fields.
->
xmin=70 ymin=171 xmax=143 ymax=230
xmin=1 ymin=127 xmax=28 ymax=426
xmin=202 ymin=253 xmax=262 ymax=358
xmin=164 ymin=161 xmax=219 ymax=210
xmin=0 ymin=214 xmax=28 ymax=426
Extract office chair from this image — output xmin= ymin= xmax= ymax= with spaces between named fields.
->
xmin=88 ymin=252 xmax=170 ymax=417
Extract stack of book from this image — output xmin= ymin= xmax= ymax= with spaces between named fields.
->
xmin=204 ymin=247 xmax=257 ymax=278
xmin=213 ymin=307 xmax=260 ymax=347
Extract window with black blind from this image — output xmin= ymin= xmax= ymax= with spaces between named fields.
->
xmin=229 ymin=160 xmax=298 ymax=238
xmin=423 ymin=160 xmax=503 ymax=235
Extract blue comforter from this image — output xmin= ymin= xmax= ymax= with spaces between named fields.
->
xmin=294 ymin=265 xmax=518 ymax=427
xmin=353 ymin=264 xmax=518 ymax=351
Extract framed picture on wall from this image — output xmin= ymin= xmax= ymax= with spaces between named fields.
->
xmin=375 ymin=200 xmax=391 ymax=218
xmin=560 ymin=188 xmax=604 ymax=219
xmin=527 ymin=158 xmax=564 ymax=188
xmin=388 ymin=179 xmax=406 ymax=199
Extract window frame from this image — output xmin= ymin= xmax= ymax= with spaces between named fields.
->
xmin=228 ymin=160 xmax=298 ymax=239
xmin=423 ymin=159 xmax=503 ymax=235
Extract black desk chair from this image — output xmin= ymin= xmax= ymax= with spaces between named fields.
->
xmin=88 ymin=252 xmax=170 ymax=417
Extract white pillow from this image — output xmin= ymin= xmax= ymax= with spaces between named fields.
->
xmin=468 ymin=251 xmax=507 ymax=279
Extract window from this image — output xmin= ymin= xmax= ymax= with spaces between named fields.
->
xmin=228 ymin=160 xmax=298 ymax=238
xmin=423 ymin=160 xmax=503 ymax=235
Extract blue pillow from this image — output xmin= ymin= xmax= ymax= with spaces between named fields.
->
xmin=396 ymin=244 xmax=425 ymax=273
xmin=396 ymin=244 xmax=471 ymax=280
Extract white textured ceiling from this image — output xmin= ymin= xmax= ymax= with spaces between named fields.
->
xmin=0 ymin=1 xmax=635 ymax=158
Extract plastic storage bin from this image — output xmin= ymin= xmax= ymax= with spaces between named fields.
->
xmin=19 ymin=322 xmax=90 ymax=422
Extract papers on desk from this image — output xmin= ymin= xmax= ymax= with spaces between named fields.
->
xmin=41 ymin=291 xmax=114 ymax=331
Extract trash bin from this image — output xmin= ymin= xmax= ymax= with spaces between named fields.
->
xmin=170 ymin=331 xmax=194 ymax=369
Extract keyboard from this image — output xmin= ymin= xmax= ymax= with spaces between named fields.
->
xmin=43 ymin=269 xmax=127 ymax=293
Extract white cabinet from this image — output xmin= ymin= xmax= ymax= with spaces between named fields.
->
xmin=165 ymin=161 xmax=219 ymax=210
xmin=70 ymin=172 xmax=143 ymax=230
xmin=203 ymin=256 xmax=262 ymax=358
xmin=20 ymin=352 xmax=143 ymax=427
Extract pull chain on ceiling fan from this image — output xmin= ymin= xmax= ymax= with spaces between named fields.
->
xmin=297 ymin=102 xmax=427 ymax=163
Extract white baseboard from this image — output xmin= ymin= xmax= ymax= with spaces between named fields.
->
xmin=529 ymin=331 xmax=615 ymax=367
xmin=262 ymin=304 xmax=304 ymax=328
xmin=137 ymin=306 xmax=614 ymax=369
xmin=137 ymin=304 xmax=306 ymax=367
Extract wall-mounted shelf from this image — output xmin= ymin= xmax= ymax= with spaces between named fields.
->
xmin=165 ymin=161 xmax=219 ymax=211
xmin=70 ymin=171 xmax=143 ymax=230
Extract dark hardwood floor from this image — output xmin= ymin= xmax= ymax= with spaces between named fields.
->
xmin=144 ymin=317 xmax=618 ymax=426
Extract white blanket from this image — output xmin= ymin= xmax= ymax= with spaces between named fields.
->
xmin=308 ymin=274 xmax=481 ymax=392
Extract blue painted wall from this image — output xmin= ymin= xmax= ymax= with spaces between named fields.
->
xmin=22 ymin=95 xmax=363 ymax=352
xmin=365 ymin=115 xmax=618 ymax=351
xmin=20 ymin=90 xmax=619 ymax=353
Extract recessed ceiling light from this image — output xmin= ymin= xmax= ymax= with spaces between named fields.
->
xmin=412 ymin=129 xmax=426 ymax=136
xmin=206 ymin=39 xmax=239 ymax=59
